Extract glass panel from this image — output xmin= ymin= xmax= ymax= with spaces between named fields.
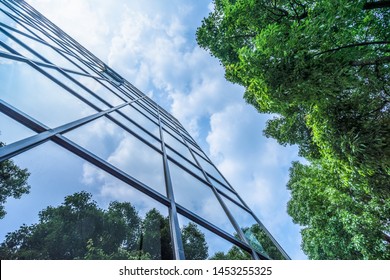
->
xmin=0 ymin=141 xmax=172 ymax=259
xmin=166 ymin=147 xmax=204 ymax=179
xmin=120 ymin=105 xmax=160 ymax=138
xmin=0 ymin=112 xmax=36 ymax=145
xmin=71 ymin=75 xmax=125 ymax=107
xmin=4 ymin=26 xmax=85 ymax=73
xmin=194 ymin=153 xmax=228 ymax=185
xmin=43 ymin=68 xmax=110 ymax=111
xmin=178 ymin=215 xmax=252 ymax=260
xmin=132 ymin=101 xmax=158 ymax=121
xmin=163 ymin=129 xmax=194 ymax=163
xmin=0 ymin=61 xmax=97 ymax=128
xmin=222 ymin=197 xmax=286 ymax=260
xmin=209 ymin=177 xmax=242 ymax=206
xmin=188 ymin=141 xmax=207 ymax=158
xmin=60 ymin=51 xmax=101 ymax=76
xmin=64 ymin=116 xmax=166 ymax=196
xmin=162 ymin=120 xmax=180 ymax=139
xmin=168 ymin=161 xmax=236 ymax=236
xmin=108 ymin=111 xmax=161 ymax=150
xmin=97 ymin=79 xmax=135 ymax=102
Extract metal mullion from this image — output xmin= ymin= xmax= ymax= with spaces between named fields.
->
xmin=0 ymin=21 xmax=63 ymax=52
xmin=105 ymin=113 xmax=162 ymax=156
xmin=10 ymin=0 xmax=83 ymax=58
xmin=129 ymin=102 xmax=159 ymax=128
xmin=246 ymin=211 xmax=291 ymax=260
xmin=165 ymin=152 xmax=210 ymax=188
xmin=7 ymin=1 xmax=98 ymax=69
xmin=174 ymin=124 xmax=260 ymax=260
xmin=0 ymin=8 xmax=107 ymax=79
xmin=112 ymin=109 xmax=161 ymax=148
xmin=174 ymin=204 xmax=266 ymax=259
xmin=0 ymin=29 xmax=129 ymax=112
xmin=0 ymin=41 xmax=110 ymax=114
xmin=0 ymin=99 xmax=131 ymax=162
xmin=0 ymin=100 xmax=171 ymax=213
xmin=157 ymin=109 xmax=185 ymax=260
xmin=133 ymin=99 xmax=159 ymax=120
xmin=0 ymin=50 xmax=103 ymax=80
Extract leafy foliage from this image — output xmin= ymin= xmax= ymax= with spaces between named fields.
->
xmin=197 ymin=0 xmax=390 ymax=259
xmin=0 ymin=142 xmax=30 ymax=219
xmin=0 ymin=192 xmax=208 ymax=260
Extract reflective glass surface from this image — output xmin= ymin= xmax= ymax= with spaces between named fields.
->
xmin=178 ymin=215 xmax=251 ymax=260
xmin=64 ymin=116 xmax=166 ymax=196
xmin=120 ymin=104 xmax=160 ymax=138
xmin=0 ymin=141 xmax=172 ymax=259
xmin=222 ymin=197 xmax=285 ymax=260
xmin=0 ymin=61 xmax=97 ymax=128
xmin=0 ymin=112 xmax=36 ymax=145
xmin=169 ymin=161 xmax=236 ymax=236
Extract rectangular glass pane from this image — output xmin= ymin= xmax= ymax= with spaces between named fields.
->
xmin=0 ymin=141 xmax=172 ymax=259
xmin=178 ymin=215 xmax=252 ymax=260
xmin=0 ymin=61 xmax=97 ymax=128
xmin=194 ymin=153 xmax=228 ymax=186
xmin=222 ymin=197 xmax=286 ymax=260
xmin=168 ymin=161 xmax=236 ymax=237
xmin=64 ymin=116 xmax=166 ymax=196
xmin=108 ymin=111 xmax=161 ymax=150
xmin=209 ymin=177 xmax=243 ymax=206
xmin=166 ymin=147 xmax=204 ymax=179
xmin=120 ymin=105 xmax=160 ymax=138
xmin=0 ymin=112 xmax=36 ymax=145
xmin=72 ymin=75 xmax=125 ymax=107
xmin=163 ymin=129 xmax=194 ymax=163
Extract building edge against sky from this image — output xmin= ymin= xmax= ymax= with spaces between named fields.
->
xmin=0 ymin=0 xmax=289 ymax=260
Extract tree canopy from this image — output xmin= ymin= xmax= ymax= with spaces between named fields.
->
xmin=0 ymin=191 xmax=209 ymax=260
xmin=0 ymin=142 xmax=30 ymax=219
xmin=197 ymin=0 xmax=390 ymax=259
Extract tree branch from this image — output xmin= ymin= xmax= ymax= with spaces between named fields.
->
xmin=313 ymin=41 xmax=390 ymax=57
xmin=363 ymin=1 xmax=390 ymax=10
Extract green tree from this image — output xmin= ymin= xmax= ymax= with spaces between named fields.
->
xmin=197 ymin=0 xmax=390 ymax=259
xmin=141 ymin=208 xmax=172 ymax=260
xmin=181 ymin=222 xmax=208 ymax=260
xmin=210 ymin=246 xmax=252 ymax=260
xmin=287 ymin=160 xmax=390 ymax=259
xmin=0 ymin=192 xmax=144 ymax=259
xmin=0 ymin=142 xmax=30 ymax=219
xmin=0 ymin=192 xmax=210 ymax=260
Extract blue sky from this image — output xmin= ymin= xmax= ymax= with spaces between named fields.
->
xmin=0 ymin=0 xmax=306 ymax=259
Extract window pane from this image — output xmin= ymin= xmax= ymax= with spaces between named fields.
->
xmin=194 ymin=153 xmax=228 ymax=185
xmin=108 ymin=111 xmax=160 ymax=150
xmin=209 ymin=177 xmax=242 ymax=206
xmin=168 ymin=161 xmax=236 ymax=236
xmin=178 ymin=215 xmax=252 ymax=260
xmin=64 ymin=116 xmax=166 ymax=196
xmin=120 ymin=105 xmax=160 ymax=138
xmin=166 ymin=147 xmax=204 ymax=179
xmin=0 ymin=141 xmax=172 ymax=259
xmin=0 ymin=61 xmax=97 ymax=128
xmin=222 ymin=197 xmax=286 ymax=260
xmin=163 ymin=129 xmax=194 ymax=163
xmin=0 ymin=112 xmax=35 ymax=145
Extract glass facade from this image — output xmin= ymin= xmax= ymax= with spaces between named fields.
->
xmin=0 ymin=0 xmax=288 ymax=260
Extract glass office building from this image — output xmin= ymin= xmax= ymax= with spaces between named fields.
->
xmin=0 ymin=0 xmax=288 ymax=260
